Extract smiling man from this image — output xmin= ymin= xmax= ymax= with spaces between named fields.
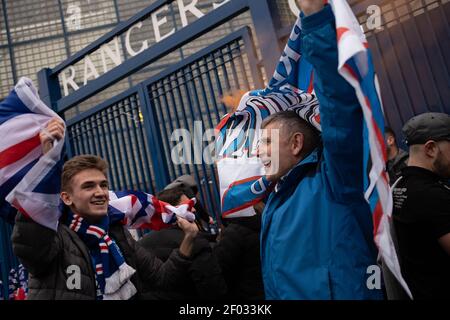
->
xmin=11 ymin=119 xmax=199 ymax=300
xmin=256 ymin=0 xmax=383 ymax=300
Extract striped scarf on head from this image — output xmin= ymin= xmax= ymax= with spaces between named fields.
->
xmin=66 ymin=210 xmax=137 ymax=300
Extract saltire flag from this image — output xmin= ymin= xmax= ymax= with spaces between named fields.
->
xmin=216 ymin=0 xmax=411 ymax=297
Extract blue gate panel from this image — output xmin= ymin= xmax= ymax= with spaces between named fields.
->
xmin=363 ymin=0 xmax=449 ymax=145
xmin=143 ymin=28 xmax=261 ymax=219
xmin=66 ymin=91 xmax=157 ymax=194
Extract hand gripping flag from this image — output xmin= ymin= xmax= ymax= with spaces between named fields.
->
xmin=216 ymin=0 xmax=411 ymax=297
xmin=108 ymin=190 xmax=196 ymax=230
xmin=1 ymin=77 xmax=64 ymax=230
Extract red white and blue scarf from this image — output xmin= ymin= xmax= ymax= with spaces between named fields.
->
xmin=66 ymin=210 xmax=137 ymax=300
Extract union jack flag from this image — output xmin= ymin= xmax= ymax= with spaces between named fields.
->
xmin=108 ymin=190 xmax=196 ymax=230
xmin=0 ymin=77 xmax=64 ymax=230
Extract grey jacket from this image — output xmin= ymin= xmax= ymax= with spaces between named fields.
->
xmin=387 ymin=149 xmax=409 ymax=185
xmin=11 ymin=213 xmax=191 ymax=300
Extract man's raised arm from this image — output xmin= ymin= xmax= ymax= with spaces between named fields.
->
xmin=299 ymin=0 xmax=365 ymax=202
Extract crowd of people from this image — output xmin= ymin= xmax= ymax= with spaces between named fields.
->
xmin=4 ymin=0 xmax=450 ymax=300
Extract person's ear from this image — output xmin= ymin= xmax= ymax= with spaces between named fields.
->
xmin=291 ymin=132 xmax=304 ymax=156
xmin=60 ymin=191 xmax=72 ymax=206
xmin=424 ymin=140 xmax=438 ymax=158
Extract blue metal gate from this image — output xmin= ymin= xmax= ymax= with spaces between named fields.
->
xmin=350 ymin=0 xmax=449 ymax=146
xmin=64 ymin=26 xmax=261 ymax=219
xmin=35 ymin=0 xmax=278 ymax=222
xmin=2 ymin=1 xmax=278 ymax=294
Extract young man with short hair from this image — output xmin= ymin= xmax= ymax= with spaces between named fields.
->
xmin=12 ymin=119 xmax=199 ymax=300
xmin=256 ymin=0 xmax=383 ymax=299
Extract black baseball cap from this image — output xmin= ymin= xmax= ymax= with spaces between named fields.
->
xmin=402 ymin=112 xmax=450 ymax=146
xmin=164 ymin=175 xmax=198 ymax=194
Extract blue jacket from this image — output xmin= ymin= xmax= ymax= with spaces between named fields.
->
xmin=260 ymin=6 xmax=383 ymax=300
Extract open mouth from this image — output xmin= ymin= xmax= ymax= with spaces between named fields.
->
xmin=262 ymin=159 xmax=271 ymax=168
xmin=91 ymin=200 xmax=106 ymax=206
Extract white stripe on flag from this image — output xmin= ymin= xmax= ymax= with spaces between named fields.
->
xmin=0 ymin=144 xmax=41 ymax=186
xmin=0 ymin=113 xmax=49 ymax=151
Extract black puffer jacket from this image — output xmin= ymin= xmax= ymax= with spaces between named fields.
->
xmin=214 ymin=215 xmax=265 ymax=300
xmin=11 ymin=213 xmax=191 ymax=300
xmin=138 ymin=226 xmax=227 ymax=300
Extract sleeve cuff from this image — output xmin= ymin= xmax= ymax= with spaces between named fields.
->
xmin=301 ymin=4 xmax=335 ymax=34
xmin=176 ymin=249 xmax=193 ymax=261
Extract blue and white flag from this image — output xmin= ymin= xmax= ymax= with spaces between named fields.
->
xmin=215 ymin=5 xmax=319 ymax=219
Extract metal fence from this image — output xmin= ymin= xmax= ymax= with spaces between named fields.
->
xmin=145 ymin=28 xmax=261 ymax=217
xmin=65 ymin=27 xmax=262 ymax=219
xmin=351 ymin=0 xmax=449 ymax=146
xmin=67 ymin=92 xmax=157 ymax=194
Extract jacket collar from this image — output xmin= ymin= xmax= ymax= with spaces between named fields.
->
xmin=274 ymin=148 xmax=321 ymax=193
xmin=389 ymin=149 xmax=408 ymax=167
xmin=401 ymin=166 xmax=446 ymax=182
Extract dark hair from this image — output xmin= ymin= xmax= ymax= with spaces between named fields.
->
xmin=385 ymin=126 xmax=396 ymax=139
xmin=261 ymin=111 xmax=321 ymax=156
xmin=157 ymin=186 xmax=187 ymax=206
xmin=62 ymin=155 xmax=108 ymax=192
